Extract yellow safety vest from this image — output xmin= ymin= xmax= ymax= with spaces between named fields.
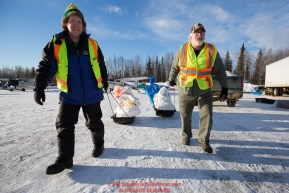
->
xmin=53 ymin=36 xmax=103 ymax=93
xmin=178 ymin=42 xmax=217 ymax=89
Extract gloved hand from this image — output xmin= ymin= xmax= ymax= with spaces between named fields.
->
xmin=169 ymin=81 xmax=176 ymax=87
xmin=34 ymin=88 xmax=45 ymax=105
xmin=103 ymin=81 xmax=109 ymax=93
xmin=219 ymin=87 xmax=228 ymax=101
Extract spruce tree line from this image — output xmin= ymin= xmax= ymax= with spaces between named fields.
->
xmin=225 ymin=44 xmax=289 ymax=85
xmin=1 ymin=44 xmax=289 ymax=85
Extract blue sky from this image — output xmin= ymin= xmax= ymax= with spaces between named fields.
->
xmin=1 ymin=0 xmax=289 ymax=69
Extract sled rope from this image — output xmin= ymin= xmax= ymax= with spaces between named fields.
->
xmin=171 ymin=87 xmax=176 ymax=112
xmin=107 ymin=91 xmax=131 ymax=118
xmin=106 ymin=91 xmax=114 ymax=114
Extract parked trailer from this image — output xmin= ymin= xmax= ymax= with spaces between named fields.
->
xmin=265 ymin=56 xmax=289 ymax=96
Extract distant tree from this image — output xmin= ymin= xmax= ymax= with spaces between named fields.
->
xmin=263 ymin=48 xmax=273 ymax=65
xmin=156 ymin=56 xmax=162 ymax=82
xmin=113 ymin=55 xmax=118 ymax=77
xmin=154 ymin=56 xmax=160 ymax=82
xmin=164 ymin=51 xmax=174 ymax=80
xmin=274 ymin=47 xmax=286 ymax=61
xmin=244 ymin=50 xmax=252 ymax=82
xmin=0 ymin=65 xmax=9 ymax=78
xmin=15 ymin=65 xmax=24 ymax=78
xmin=124 ymin=60 xmax=130 ymax=77
xmin=146 ymin=56 xmax=153 ymax=77
xmin=160 ymin=57 xmax=166 ymax=82
xmin=134 ymin=55 xmax=142 ymax=76
xmin=156 ymin=63 xmax=161 ymax=82
xmin=118 ymin=55 xmax=124 ymax=77
xmin=224 ymin=51 xmax=233 ymax=72
xmin=283 ymin=47 xmax=289 ymax=57
xmin=25 ymin=68 xmax=30 ymax=78
xmin=252 ymin=49 xmax=264 ymax=85
xmin=105 ymin=57 xmax=112 ymax=77
xmin=234 ymin=43 xmax=245 ymax=77
xmin=151 ymin=60 xmax=155 ymax=78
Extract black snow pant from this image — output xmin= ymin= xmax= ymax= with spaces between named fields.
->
xmin=55 ymin=102 xmax=104 ymax=160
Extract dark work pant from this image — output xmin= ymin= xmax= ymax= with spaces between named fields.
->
xmin=55 ymin=102 xmax=104 ymax=160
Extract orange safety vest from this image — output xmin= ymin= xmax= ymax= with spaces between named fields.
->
xmin=53 ymin=36 xmax=103 ymax=93
xmin=178 ymin=42 xmax=217 ymax=89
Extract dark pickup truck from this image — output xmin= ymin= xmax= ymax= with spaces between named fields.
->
xmin=211 ymin=71 xmax=243 ymax=107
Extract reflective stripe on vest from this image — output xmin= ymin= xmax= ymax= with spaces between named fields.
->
xmin=53 ymin=36 xmax=103 ymax=93
xmin=88 ymin=38 xmax=103 ymax=88
xmin=178 ymin=42 xmax=217 ymax=89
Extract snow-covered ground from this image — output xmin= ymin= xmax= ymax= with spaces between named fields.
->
xmin=0 ymin=88 xmax=289 ymax=193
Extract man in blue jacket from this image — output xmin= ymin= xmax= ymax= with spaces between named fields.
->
xmin=34 ymin=3 xmax=108 ymax=175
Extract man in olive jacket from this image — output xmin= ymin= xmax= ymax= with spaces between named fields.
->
xmin=168 ymin=23 xmax=228 ymax=153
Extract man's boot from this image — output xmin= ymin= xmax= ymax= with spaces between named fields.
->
xmin=199 ymin=142 xmax=213 ymax=153
xmin=92 ymin=145 xmax=104 ymax=157
xmin=46 ymin=157 xmax=73 ymax=175
xmin=182 ymin=137 xmax=190 ymax=145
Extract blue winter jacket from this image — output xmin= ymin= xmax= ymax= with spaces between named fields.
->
xmin=35 ymin=31 xmax=108 ymax=105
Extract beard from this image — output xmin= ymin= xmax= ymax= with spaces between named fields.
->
xmin=194 ymin=39 xmax=204 ymax=47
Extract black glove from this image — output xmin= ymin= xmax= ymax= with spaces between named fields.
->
xmin=34 ymin=88 xmax=45 ymax=105
xmin=169 ymin=81 xmax=176 ymax=87
xmin=219 ymin=87 xmax=228 ymax=101
xmin=103 ymin=81 xmax=109 ymax=93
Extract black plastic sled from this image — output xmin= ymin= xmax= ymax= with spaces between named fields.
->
xmin=153 ymin=107 xmax=176 ymax=117
xmin=255 ymin=98 xmax=276 ymax=104
xmin=111 ymin=114 xmax=135 ymax=124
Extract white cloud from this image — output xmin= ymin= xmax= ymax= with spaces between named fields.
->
xmin=104 ymin=5 xmax=124 ymax=15
xmin=152 ymin=19 xmax=180 ymax=29
xmin=92 ymin=0 xmax=289 ymax=58
xmin=201 ymin=4 xmax=232 ymax=22
xmin=145 ymin=18 xmax=183 ymax=40
xmin=211 ymin=6 xmax=231 ymax=21
xmin=244 ymin=12 xmax=289 ymax=50
xmin=88 ymin=21 xmax=147 ymax=40
xmin=141 ymin=1 xmax=194 ymax=41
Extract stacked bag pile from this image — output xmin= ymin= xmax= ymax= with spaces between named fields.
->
xmin=145 ymin=76 xmax=175 ymax=110
xmin=112 ymin=86 xmax=141 ymax=117
xmin=153 ymin=81 xmax=175 ymax=110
